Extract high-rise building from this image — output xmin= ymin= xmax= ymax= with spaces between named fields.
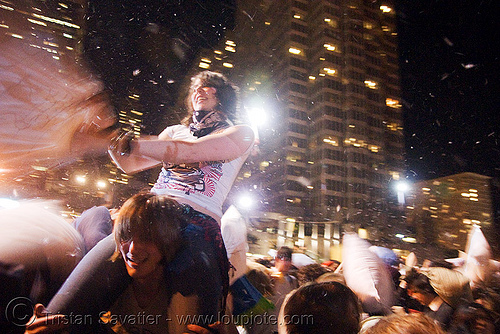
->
xmin=197 ymin=0 xmax=403 ymax=236
xmin=406 ymin=172 xmax=495 ymax=251
xmin=0 ymin=0 xmax=86 ymax=58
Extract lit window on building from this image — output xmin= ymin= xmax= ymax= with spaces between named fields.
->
xmin=28 ymin=18 xmax=47 ymax=26
xmin=380 ymin=5 xmax=392 ymax=13
xmin=199 ymin=62 xmax=210 ymax=69
xmin=225 ymin=46 xmax=235 ymax=53
xmin=32 ymin=13 xmax=80 ymax=29
xmin=323 ymin=137 xmax=338 ymax=146
xmin=386 ymin=98 xmax=402 ymax=108
xmin=8 ymin=33 xmax=24 ymax=39
xmin=0 ymin=4 xmax=14 ymax=10
xmin=323 ymin=43 xmax=336 ymax=51
xmin=289 ymin=47 xmax=302 ymax=55
xmin=389 ymin=171 xmax=400 ymax=180
xmin=364 ymin=80 xmax=377 ymax=89
xmin=43 ymin=41 xmax=59 ymax=48
xmin=364 ymin=22 xmax=373 ymax=29
xmin=324 ymin=17 xmax=338 ymax=28
xmin=223 ymin=62 xmax=233 ymax=68
xmin=386 ymin=123 xmax=401 ymax=131
xmin=322 ymin=67 xmax=336 ymax=76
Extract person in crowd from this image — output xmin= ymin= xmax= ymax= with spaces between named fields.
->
xmin=470 ymin=275 xmax=500 ymax=331
xmin=361 ymin=313 xmax=445 ymax=334
xmin=401 ymin=267 xmax=472 ymax=330
xmin=448 ymin=302 xmax=496 ymax=334
xmin=26 ymin=193 xmax=224 ymax=333
xmin=278 ymin=281 xmax=361 ymax=334
xmin=267 ymin=246 xmax=299 ymax=333
xmin=296 ymin=263 xmax=330 ymax=286
xmin=45 ymin=71 xmax=255 ymax=332
xmin=71 ymin=206 xmax=113 ymax=254
xmin=270 ymin=248 xmax=299 ymax=310
xmin=315 ymin=271 xmax=346 ymax=285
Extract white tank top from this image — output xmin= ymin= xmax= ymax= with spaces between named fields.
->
xmin=151 ymin=125 xmax=249 ymax=219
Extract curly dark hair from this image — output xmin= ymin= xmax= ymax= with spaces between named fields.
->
xmin=404 ymin=268 xmax=437 ymax=296
xmin=182 ymin=70 xmax=241 ymax=125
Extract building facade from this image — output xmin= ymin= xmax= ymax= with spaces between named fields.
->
xmin=213 ymin=0 xmax=403 ymax=244
xmin=407 ymin=172 xmax=495 ymax=251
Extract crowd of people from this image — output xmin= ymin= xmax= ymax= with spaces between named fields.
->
xmin=1 ymin=70 xmax=499 ymax=334
xmin=236 ymin=243 xmax=500 ymax=334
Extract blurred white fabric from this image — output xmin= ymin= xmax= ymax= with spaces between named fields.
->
xmin=221 ymin=205 xmax=248 ymax=284
xmin=342 ymin=233 xmax=395 ymax=315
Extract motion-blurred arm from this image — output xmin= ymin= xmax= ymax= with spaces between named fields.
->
xmin=109 ymin=125 xmax=255 ymax=174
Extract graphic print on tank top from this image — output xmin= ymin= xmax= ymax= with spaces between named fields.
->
xmin=153 ymin=161 xmax=223 ymax=197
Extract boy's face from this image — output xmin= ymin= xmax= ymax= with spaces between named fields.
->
xmin=119 ymin=238 xmax=163 ymax=280
xmin=275 ymin=256 xmax=292 ymax=273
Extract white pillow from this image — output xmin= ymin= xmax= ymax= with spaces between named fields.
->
xmin=342 ymin=233 xmax=395 ymax=314
xmin=0 ymin=200 xmax=84 ymax=283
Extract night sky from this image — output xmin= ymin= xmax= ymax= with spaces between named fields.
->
xmin=82 ymin=0 xmax=499 ymax=182
xmin=396 ymin=0 xmax=500 ymax=181
xmin=82 ymin=0 xmax=236 ymax=133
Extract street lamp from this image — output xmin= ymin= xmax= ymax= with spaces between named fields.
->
xmin=246 ymin=106 xmax=268 ymax=128
xmin=394 ymin=180 xmax=411 ymax=205
xmin=237 ymin=193 xmax=255 ymax=210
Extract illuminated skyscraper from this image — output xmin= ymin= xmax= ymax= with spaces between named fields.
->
xmin=204 ymin=0 xmax=402 ymax=236
xmin=172 ymin=0 xmax=404 ymax=248
xmin=407 ymin=172 xmax=495 ymax=251
xmin=0 ymin=0 xmax=86 ymax=58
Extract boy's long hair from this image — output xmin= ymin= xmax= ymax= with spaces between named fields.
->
xmin=112 ymin=193 xmax=186 ymax=264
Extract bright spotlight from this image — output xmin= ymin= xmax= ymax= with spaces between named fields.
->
xmin=75 ymin=175 xmax=86 ymax=184
xmin=237 ymin=194 xmax=254 ymax=210
xmin=246 ymin=106 xmax=267 ymax=128
xmin=394 ymin=180 xmax=411 ymax=204
xmin=96 ymin=180 xmax=107 ymax=189
xmin=394 ymin=180 xmax=410 ymax=193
